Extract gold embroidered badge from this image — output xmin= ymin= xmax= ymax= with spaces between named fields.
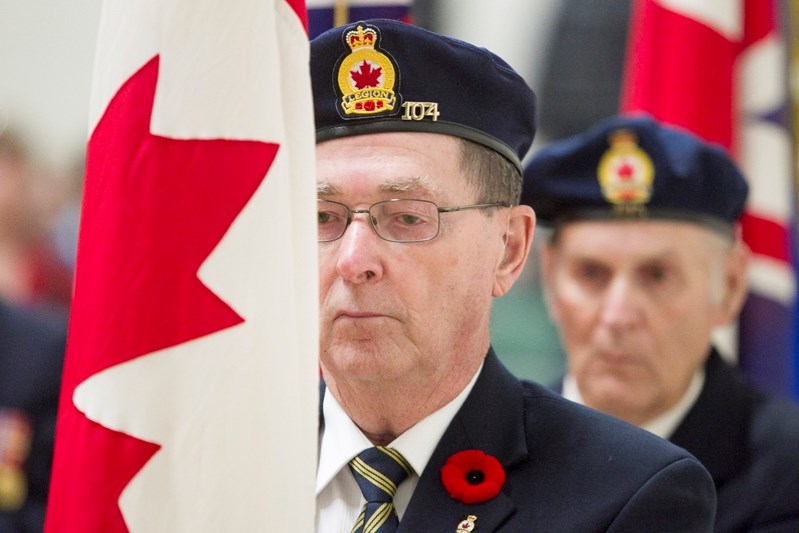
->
xmin=337 ymin=24 xmax=397 ymax=116
xmin=597 ymin=129 xmax=654 ymax=216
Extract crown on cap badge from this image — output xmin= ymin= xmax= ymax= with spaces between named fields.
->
xmin=336 ymin=24 xmax=397 ymax=117
xmin=597 ymin=129 xmax=654 ymax=216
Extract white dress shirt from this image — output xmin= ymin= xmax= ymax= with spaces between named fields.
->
xmin=562 ymin=369 xmax=705 ymax=439
xmin=316 ymin=364 xmax=482 ymax=533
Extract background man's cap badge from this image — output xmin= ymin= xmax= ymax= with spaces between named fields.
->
xmin=336 ymin=23 xmax=398 ymax=117
xmin=597 ymin=129 xmax=654 ymax=214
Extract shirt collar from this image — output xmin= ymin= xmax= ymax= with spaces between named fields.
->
xmin=316 ymin=362 xmax=483 ymax=494
xmin=562 ymin=368 xmax=705 ymax=439
xmin=641 ymin=369 xmax=705 ymax=438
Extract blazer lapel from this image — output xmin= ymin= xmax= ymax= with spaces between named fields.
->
xmin=670 ymin=350 xmax=761 ymax=485
xmin=399 ymin=349 xmax=527 ymax=532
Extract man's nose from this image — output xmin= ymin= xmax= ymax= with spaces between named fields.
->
xmin=334 ymin=212 xmax=384 ymax=283
xmin=599 ymin=278 xmax=641 ymax=329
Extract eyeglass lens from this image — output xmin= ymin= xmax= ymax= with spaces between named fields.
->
xmin=317 ymin=199 xmax=440 ymax=242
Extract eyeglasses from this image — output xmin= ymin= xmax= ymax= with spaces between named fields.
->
xmin=317 ymin=198 xmax=509 ymax=243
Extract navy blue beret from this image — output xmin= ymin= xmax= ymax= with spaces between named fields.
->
xmin=310 ymin=19 xmax=537 ymax=171
xmin=522 ymin=114 xmax=749 ymax=233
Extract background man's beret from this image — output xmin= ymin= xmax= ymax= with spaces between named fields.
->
xmin=522 ymin=114 xmax=749 ymax=233
xmin=310 ymin=19 xmax=537 ymax=170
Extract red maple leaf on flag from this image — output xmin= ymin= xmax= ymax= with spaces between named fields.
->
xmin=350 ymin=60 xmax=382 ymax=89
xmin=47 ymin=55 xmax=278 ymax=532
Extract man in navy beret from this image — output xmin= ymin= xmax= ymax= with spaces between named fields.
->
xmin=524 ymin=114 xmax=799 ymax=532
xmin=311 ymin=20 xmax=715 ymax=532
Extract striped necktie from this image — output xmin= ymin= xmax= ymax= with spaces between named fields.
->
xmin=348 ymin=446 xmax=412 ymax=533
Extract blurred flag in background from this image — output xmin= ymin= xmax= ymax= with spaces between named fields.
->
xmin=45 ymin=0 xmax=319 ymax=531
xmin=307 ymin=0 xmax=413 ymax=39
xmin=622 ymin=0 xmax=798 ymax=399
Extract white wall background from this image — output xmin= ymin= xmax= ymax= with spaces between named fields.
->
xmin=0 ymin=1 xmax=557 ymax=171
xmin=0 ymin=0 xmax=102 ymax=170
xmin=435 ymin=0 xmax=559 ymax=91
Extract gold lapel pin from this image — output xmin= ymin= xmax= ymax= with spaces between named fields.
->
xmin=456 ymin=514 xmax=477 ymax=532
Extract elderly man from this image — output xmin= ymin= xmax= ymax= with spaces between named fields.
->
xmin=311 ymin=20 xmax=716 ymax=532
xmin=523 ymin=114 xmax=799 ymax=532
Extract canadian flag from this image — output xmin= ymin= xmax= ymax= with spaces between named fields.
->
xmin=45 ymin=1 xmax=319 ymax=531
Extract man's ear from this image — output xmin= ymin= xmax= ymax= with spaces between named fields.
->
xmin=715 ymin=235 xmax=750 ymax=326
xmin=492 ymin=204 xmax=535 ymax=297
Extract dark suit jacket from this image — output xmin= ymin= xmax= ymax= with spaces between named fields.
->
xmin=322 ymin=349 xmax=716 ymax=532
xmin=669 ymin=350 xmax=799 ymax=533
xmin=0 ymin=300 xmax=67 ymax=533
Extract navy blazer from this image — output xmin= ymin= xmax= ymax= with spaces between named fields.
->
xmin=322 ymin=349 xmax=716 ymax=532
xmin=670 ymin=350 xmax=799 ymax=533
xmin=0 ymin=300 xmax=67 ymax=533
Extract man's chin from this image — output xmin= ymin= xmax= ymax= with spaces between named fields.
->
xmin=323 ymin=343 xmax=403 ymax=376
xmin=583 ymin=380 xmax=656 ymax=424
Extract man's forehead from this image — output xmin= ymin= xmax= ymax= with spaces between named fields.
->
xmin=317 ymin=129 xmax=459 ymax=149
xmin=553 ymin=219 xmax=723 ymax=257
xmin=317 ymin=175 xmax=447 ymax=198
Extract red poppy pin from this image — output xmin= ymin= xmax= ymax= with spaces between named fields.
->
xmin=440 ymin=449 xmax=506 ymax=504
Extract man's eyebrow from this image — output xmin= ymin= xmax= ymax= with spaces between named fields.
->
xmin=317 ymin=176 xmax=445 ymax=198
xmin=379 ymin=176 xmax=442 ymax=196
xmin=317 ymin=182 xmax=340 ymax=197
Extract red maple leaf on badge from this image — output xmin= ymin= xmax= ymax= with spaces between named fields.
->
xmin=351 ymin=60 xmax=382 ymax=89
xmin=617 ymin=161 xmax=634 ymax=180
xmin=47 ymin=55 xmax=276 ymax=532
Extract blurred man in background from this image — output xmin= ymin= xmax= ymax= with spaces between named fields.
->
xmin=524 ymin=114 xmax=799 ymax=532
xmin=0 ymin=129 xmax=73 ymax=310
xmin=0 ymin=128 xmax=69 ymax=532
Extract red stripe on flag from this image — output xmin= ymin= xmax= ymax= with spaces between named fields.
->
xmin=741 ymin=212 xmax=791 ymax=263
xmin=743 ymin=0 xmax=774 ymax=47
xmin=622 ymin=0 xmax=739 ymax=150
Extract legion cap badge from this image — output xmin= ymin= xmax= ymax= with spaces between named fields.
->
xmin=597 ymin=129 xmax=654 ymax=216
xmin=336 ymin=23 xmax=398 ymax=118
